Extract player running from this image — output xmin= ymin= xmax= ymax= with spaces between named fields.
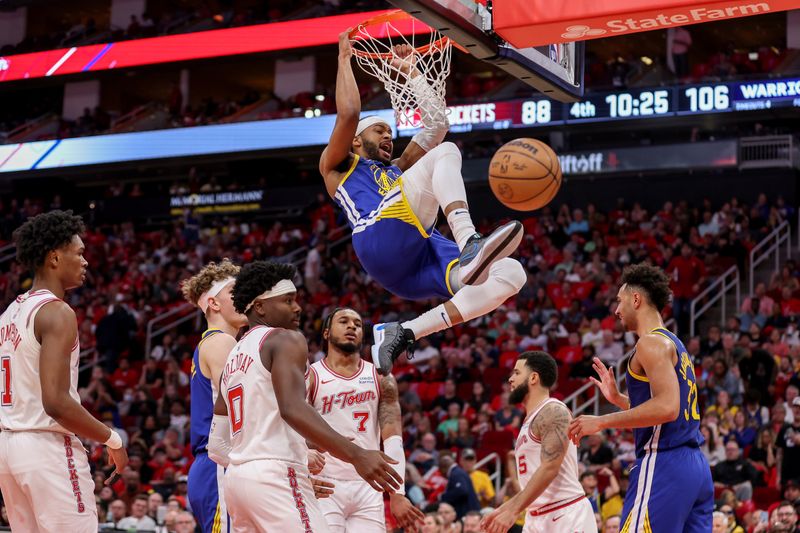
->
xmin=181 ymin=259 xmax=247 ymax=533
xmin=320 ymin=33 xmax=526 ymax=375
xmin=208 ymin=261 xmax=402 ymax=531
xmin=482 ymin=351 xmax=596 ymax=533
xmin=569 ymin=264 xmax=713 ymax=532
xmin=0 ymin=210 xmax=128 ymax=532
xmin=308 ymin=307 xmax=425 ymax=531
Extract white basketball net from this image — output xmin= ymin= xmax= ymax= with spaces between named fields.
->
xmin=350 ymin=16 xmax=452 ymax=127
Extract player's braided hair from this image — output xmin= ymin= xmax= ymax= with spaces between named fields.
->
xmin=231 ymin=260 xmax=297 ymax=314
xmin=619 ymin=263 xmax=673 ymax=311
xmin=180 ymin=259 xmax=240 ymax=306
xmin=13 ymin=210 xmax=85 ymax=271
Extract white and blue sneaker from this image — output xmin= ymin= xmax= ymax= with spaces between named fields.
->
xmin=371 ymin=322 xmax=414 ymax=376
xmin=458 ymin=220 xmax=523 ymax=285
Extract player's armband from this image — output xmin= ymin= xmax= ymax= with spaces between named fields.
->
xmin=383 ymin=435 xmax=406 ymax=495
xmin=208 ymin=415 xmax=232 ymax=467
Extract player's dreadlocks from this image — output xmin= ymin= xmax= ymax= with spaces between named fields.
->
xmin=231 ymin=261 xmax=297 ymax=314
xmin=13 ymin=210 xmax=85 ymax=271
xmin=321 ymin=307 xmax=358 ymax=353
xmin=620 ymin=263 xmax=673 ymax=311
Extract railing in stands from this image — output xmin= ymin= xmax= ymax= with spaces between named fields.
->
xmin=78 ymin=347 xmax=99 ymax=372
xmin=144 ymin=303 xmax=200 ymax=359
xmin=0 ymin=243 xmax=15 ymax=265
xmin=111 ymin=102 xmax=158 ymax=133
xmin=689 ymin=265 xmax=740 ymax=338
xmin=749 ymin=219 xmax=792 ymax=297
xmin=5 ymin=112 xmax=58 ymax=143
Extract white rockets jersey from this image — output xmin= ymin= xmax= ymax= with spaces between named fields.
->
xmin=308 ymin=358 xmax=381 ymax=480
xmin=515 ymin=398 xmax=584 ymax=510
xmin=222 ymin=325 xmax=308 ymax=466
xmin=0 ymin=289 xmax=80 ymax=433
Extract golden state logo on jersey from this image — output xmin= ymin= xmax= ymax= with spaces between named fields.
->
xmin=370 ymin=163 xmax=401 ymax=196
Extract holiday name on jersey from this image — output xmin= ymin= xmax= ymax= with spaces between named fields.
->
xmin=319 ymin=389 xmax=376 ymax=415
xmin=221 ymin=351 xmax=255 ymax=386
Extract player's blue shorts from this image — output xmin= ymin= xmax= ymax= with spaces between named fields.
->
xmin=621 ymin=445 xmax=713 ymax=533
xmin=187 ymin=452 xmax=228 ymax=533
xmin=352 ymin=216 xmax=460 ymax=301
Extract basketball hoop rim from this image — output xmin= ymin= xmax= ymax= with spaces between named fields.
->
xmin=348 ymin=9 xmax=464 ymax=60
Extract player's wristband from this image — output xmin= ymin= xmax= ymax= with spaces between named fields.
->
xmin=383 ymin=435 xmax=406 ymax=495
xmin=105 ymin=429 xmax=123 ymax=450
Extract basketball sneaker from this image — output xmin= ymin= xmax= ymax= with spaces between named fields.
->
xmin=371 ymin=322 xmax=414 ymax=376
xmin=458 ymin=220 xmax=523 ymax=285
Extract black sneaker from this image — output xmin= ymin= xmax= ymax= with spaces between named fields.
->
xmin=371 ymin=322 xmax=414 ymax=375
xmin=458 ymin=220 xmax=523 ymax=285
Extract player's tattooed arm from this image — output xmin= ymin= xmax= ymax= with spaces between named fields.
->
xmin=378 ymin=374 xmax=403 ymax=438
xmin=534 ymin=403 xmax=571 ymax=464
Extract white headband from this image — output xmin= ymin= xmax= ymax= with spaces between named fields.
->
xmin=356 ymin=116 xmax=391 ymax=136
xmin=198 ymin=277 xmax=235 ymax=314
xmin=244 ymin=279 xmax=297 ymax=313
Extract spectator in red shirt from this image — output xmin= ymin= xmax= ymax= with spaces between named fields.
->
xmin=667 ymin=243 xmax=707 ymax=334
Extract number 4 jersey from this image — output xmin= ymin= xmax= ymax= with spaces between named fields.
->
xmin=222 ymin=325 xmax=308 ymax=466
xmin=0 ymin=289 xmax=80 ymax=434
xmin=308 ymin=358 xmax=381 ymax=480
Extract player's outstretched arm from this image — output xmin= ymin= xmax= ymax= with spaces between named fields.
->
xmin=481 ymin=403 xmax=571 ymax=533
xmin=319 ymin=31 xmax=361 ymax=194
xmin=569 ymin=335 xmax=680 ymax=443
xmin=37 ymin=301 xmax=128 ymax=482
xmin=379 ymin=375 xmax=425 ymax=529
xmin=269 ymin=330 xmax=402 ymax=493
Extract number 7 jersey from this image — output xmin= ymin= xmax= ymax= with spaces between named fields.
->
xmin=308 ymin=358 xmax=381 ymax=480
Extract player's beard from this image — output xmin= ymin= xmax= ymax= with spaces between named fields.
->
xmin=362 ymin=139 xmax=390 ymax=164
xmin=508 ymin=381 xmax=529 ymax=404
xmin=330 ymin=337 xmax=360 ymax=355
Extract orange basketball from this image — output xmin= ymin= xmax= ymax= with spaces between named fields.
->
xmin=488 ymin=138 xmax=562 ymax=211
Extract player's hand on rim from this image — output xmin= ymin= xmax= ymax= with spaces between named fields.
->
xmin=105 ymin=445 xmax=129 ymax=486
xmin=339 ymin=31 xmax=353 ymax=61
xmin=389 ymin=44 xmax=416 ymax=76
xmin=352 ymin=448 xmax=402 ymax=492
xmin=389 ymin=493 xmax=425 ymax=529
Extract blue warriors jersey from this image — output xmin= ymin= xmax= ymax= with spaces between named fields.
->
xmin=333 ymin=154 xmax=459 ymax=300
xmin=626 ymin=327 xmax=704 ymax=457
xmin=621 ymin=327 xmax=713 ymax=533
xmin=190 ymin=328 xmax=222 ymax=455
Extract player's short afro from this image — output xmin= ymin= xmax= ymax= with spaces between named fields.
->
xmin=232 ymin=260 xmax=297 ymax=314
xmin=13 ymin=210 xmax=85 ymax=271
xmin=620 ymin=263 xmax=672 ymax=311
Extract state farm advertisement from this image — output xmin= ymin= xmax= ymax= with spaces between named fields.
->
xmin=492 ymin=0 xmax=800 ymax=48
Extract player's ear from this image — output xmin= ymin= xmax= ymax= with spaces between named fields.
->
xmin=352 ymin=135 xmax=361 ymax=148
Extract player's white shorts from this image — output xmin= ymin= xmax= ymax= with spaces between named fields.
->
xmin=523 ymin=496 xmax=597 ymax=533
xmin=317 ymin=476 xmax=384 ymax=532
xmin=224 ymin=459 xmax=329 ymax=532
xmin=0 ymin=430 xmax=97 ymax=533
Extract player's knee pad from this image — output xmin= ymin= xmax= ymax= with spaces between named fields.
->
xmin=490 ymin=258 xmax=526 ymax=293
xmin=434 ymin=141 xmax=462 ymax=162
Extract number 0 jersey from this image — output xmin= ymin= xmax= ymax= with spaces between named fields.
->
xmin=0 ymin=290 xmax=80 ymax=433
xmin=626 ymin=327 xmax=704 ymax=458
xmin=308 ymin=358 xmax=381 ymax=480
xmin=222 ymin=325 xmax=308 ymax=466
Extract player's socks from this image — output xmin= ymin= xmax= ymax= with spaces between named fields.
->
xmin=446 ymin=209 xmax=476 ymax=250
xmin=402 ymin=305 xmax=451 ymax=340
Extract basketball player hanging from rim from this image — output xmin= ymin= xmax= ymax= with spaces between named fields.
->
xmin=320 ymin=31 xmax=526 ymax=376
